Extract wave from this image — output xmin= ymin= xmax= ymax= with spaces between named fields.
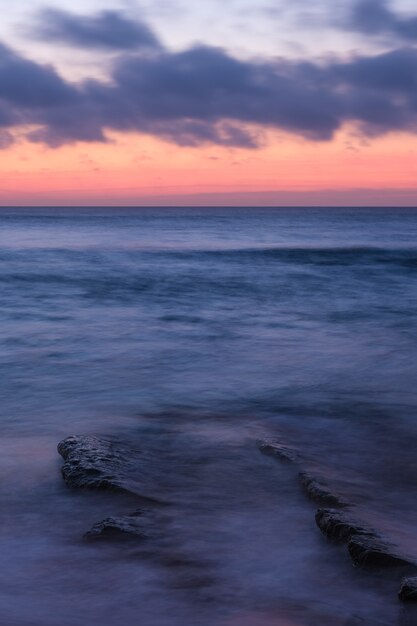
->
xmin=158 ymin=245 xmax=417 ymax=269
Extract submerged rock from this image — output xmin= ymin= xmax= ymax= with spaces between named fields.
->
xmin=348 ymin=535 xmax=413 ymax=568
xmin=84 ymin=509 xmax=158 ymax=541
xmin=259 ymin=441 xmax=347 ymax=507
xmin=399 ymin=577 xmax=417 ymax=601
xmin=259 ymin=437 xmax=417 ymax=599
xmin=317 ymin=508 xmax=416 ymax=570
xmin=258 ymin=440 xmax=299 ymax=463
xmin=58 ymin=435 xmax=134 ymax=493
xmin=299 ymin=472 xmax=347 ymax=508
xmin=57 ymin=434 xmax=161 ymax=503
xmin=315 ymin=508 xmax=374 ymax=542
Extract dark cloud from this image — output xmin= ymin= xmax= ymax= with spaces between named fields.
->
xmin=35 ymin=9 xmax=161 ymax=51
xmin=351 ymin=0 xmax=417 ymax=41
xmin=108 ymin=46 xmax=341 ymax=141
xmin=336 ymin=47 xmax=417 ymax=92
xmin=2 ymin=14 xmax=417 ymax=148
xmin=0 ymin=43 xmax=78 ymax=108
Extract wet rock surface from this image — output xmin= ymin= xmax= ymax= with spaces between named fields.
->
xmin=58 ymin=431 xmax=220 ymax=600
xmin=260 ymin=438 xmax=417 ymax=603
xmin=58 ymin=429 xmax=417 ymax=617
xmin=316 ymin=508 xmax=416 ymax=571
xmin=299 ymin=472 xmax=348 ymax=508
xmin=258 ymin=440 xmax=300 ymax=463
xmin=260 ymin=436 xmax=417 ymax=577
xmin=58 ymin=435 xmax=136 ymax=493
xmin=259 ymin=440 xmax=348 ymax=508
xmin=84 ymin=509 xmax=160 ymax=542
xmin=348 ymin=535 xmax=413 ymax=568
xmin=315 ymin=508 xmax=375 ymax=542
xmin=399 ymin=577 xmax=417 ymax=601
xmin=57 ymin=435 xmax=161 ymax=503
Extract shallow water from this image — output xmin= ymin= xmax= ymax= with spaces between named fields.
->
xmin=0 ymin=207 xmax=416 ymax=625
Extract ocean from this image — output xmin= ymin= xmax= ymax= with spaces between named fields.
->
xmin=0 ymin=207 xmax=416 ymax=625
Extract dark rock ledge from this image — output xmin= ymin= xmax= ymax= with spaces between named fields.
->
xmin=316 ymin=508 xmax=415 ymax=569
xmin=258 ymin=440 xmax=300 ymax=463
xmin=259 ymin=438 xmax=417 ymax=599
xmin=258 ymin=440 xmax=348 ymax=508
xmin=299 ymin=472 xmax=348 ymax=508
xmin=58 ymin=435 xmax=136 ymax=493
xmin=315 ymin=508 xmax=375 ymax=542
xmin=316 ymin=509 xmax=417 ymax=567
xmin=57 ymin=434 xmax=162 ymax=504
xmin=349 ymin=535 xmax=413 ymax=569
xmin=58 ymin=435 xmax=169 ymax=546
xmin=84 ymin=509 xmax=161 ymax=542
xmin=399 ymin=577 xmax=417 ymax=601
xmin=58 ymin=434 xmax=215 ymax=590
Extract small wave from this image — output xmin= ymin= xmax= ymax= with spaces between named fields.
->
xmin=178 ymin=245 xmax=417 ymax=265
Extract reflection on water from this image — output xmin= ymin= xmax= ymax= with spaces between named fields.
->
xmin=0 ymin=208 xmax=416 ymax=625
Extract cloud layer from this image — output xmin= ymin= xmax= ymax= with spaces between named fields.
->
xmin=34 ymin=9 xmax=161 ymax=50
xmin=1 ymin=6 xmax=417 ymax=149
xmin=351 ymin=0 xmax=417 ymax=41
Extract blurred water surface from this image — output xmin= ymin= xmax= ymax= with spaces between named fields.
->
xmin=0 ymin=207 xmax=416 ymax=626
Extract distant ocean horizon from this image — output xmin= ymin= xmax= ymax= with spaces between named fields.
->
xmin=1 ymin=204 xmax=417 ymax=211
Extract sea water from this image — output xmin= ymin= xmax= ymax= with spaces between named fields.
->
xmin=0 ymin=207 xmax=416 ymax=625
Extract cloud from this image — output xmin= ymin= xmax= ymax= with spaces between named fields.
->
xmin=350 ymin=0 xmax=417 ymax=41
xmin=2 ymin=12 xmax=417 ymax=148
xmin=34 ymin=9 xmax=161 ymax=51
xmin=0 ymin=43 xmax=78 ymax=108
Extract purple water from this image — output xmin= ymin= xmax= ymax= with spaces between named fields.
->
xmin=0 ymin=207 xmax=416 ymax=625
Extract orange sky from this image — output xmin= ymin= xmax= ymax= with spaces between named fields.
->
xmin=2 ymin=2 xmax=417 ymax=206
xmin=2 ymin=125 xmax=417 ymax=206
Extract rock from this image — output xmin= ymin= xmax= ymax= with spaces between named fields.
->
xmin=259 ymin=442 xmax=348 ymax=507
xmin=57 ymin=435 xmax=161 ymax=503
xmin=259 ymin=440 xmax=348 ymax=507
xmin=258 ymin=440 xmax=299 ymax=463
xmin=299 ymin=472 xmax=347 ymax=508
xmin=84 ymin=509 xmax=158 ymax=541
xmin=399 ymin=577 xmax=417 ymax=601
xmin=316 ymin=508 xmax=416 ymax=569
xmin=348 ymin=536 xmax=413 ymax=568
xmin=58 ymin=435 xmax=134 ymax=493
xmin=315 ymin=508 xmax=375 ymax=542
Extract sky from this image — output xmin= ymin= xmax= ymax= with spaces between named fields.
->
xmin=1 ymin=0 xmax=417 ymax=205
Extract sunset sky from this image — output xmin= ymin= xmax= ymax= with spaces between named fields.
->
xmin=1 ymin=0 xmax=417 ymax=205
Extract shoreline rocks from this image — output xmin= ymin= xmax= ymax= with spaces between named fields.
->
xmin=299 ymin=472 xmax=348 ymax=508
xmin=399 ymin=577 xmax=417 ymax=601
xmin=315 ymin=508 xmax=375 ymax=543
xmin=316 ymin=509 xmax=415 ymax=570
xmin=57 ymin=434 xmax=162 ymax=504
xmin=58 ymin=435 xmax=169 ymax=546
xmin=259 ymin=440 xmax=348 ymax=508
xmin=58 ymin=433 xmax=417 ymax=606
xmin=348 ymin=535 xmax=412 ymax=569
xmin=258 ymin=440 xmax=300 ymax=463
xmin=58 ymin=435 xmax=133 ymax=493
xmin=260 ymin=437 xmax=417 ymax=602
xmin=84 ymin=509 xmax=160 ymax=542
